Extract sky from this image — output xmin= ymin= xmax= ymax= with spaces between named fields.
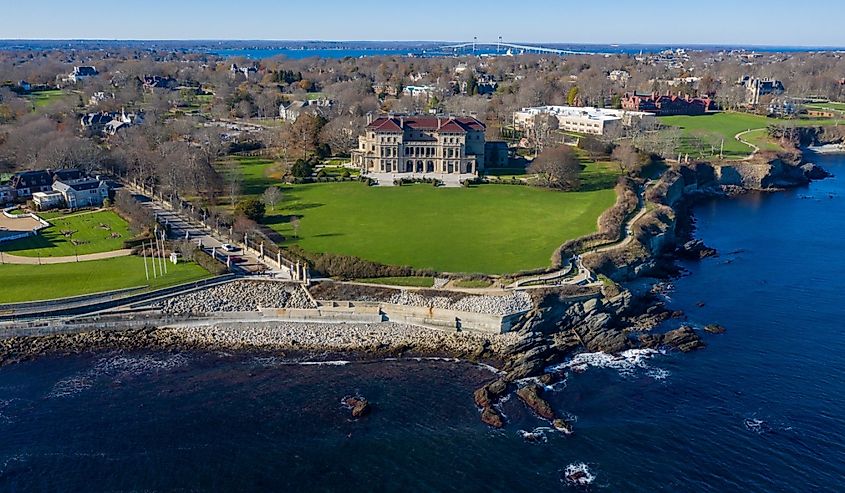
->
xmin=2 ymin=0 xmax=844 ymax=47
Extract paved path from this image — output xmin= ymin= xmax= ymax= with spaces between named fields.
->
xmin=735 ymin=129 xmax=761 ymax=161
xmin=127 ymin=186 xmax=292 ymax=279
xmin=0 ymin=248 xmax=132 ymax=265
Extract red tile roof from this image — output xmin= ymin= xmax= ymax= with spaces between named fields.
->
xmin=366 ymin=116 xmax=485 ymax=133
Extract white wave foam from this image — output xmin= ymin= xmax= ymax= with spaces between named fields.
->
xmin=47 ymin=354 xmax=189 ymax=399
xmin=299 ymin=360 xmax=350 ymax=366
xmin=548 ymin=348 xmax=669 ymax=380
xmin=744 ymin=417 xmax=772 ymax=435
xmin=518 ymin=427 xmax=549 ymax=443
xmin=563 ymin=462 xmax=596 ymax=486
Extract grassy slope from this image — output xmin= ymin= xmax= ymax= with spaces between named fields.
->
xmin=0 ymin=256 xmax=211 ymax=303
xmin=268 ymin=182 xmax=615 ymax=274
xmin=661 ymin=112 xmax=845 ymax=159
xmin=0 ymin=210 xmax=131 ymax=257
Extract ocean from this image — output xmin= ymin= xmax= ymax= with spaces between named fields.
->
xmin=1 ymin=154 xmax=844 ymax=491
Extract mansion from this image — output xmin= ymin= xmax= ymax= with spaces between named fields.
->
xmin=352 ymin=115 xmax=488 ymax=175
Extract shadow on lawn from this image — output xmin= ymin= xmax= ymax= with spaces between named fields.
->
xmin=0 ymin=233 xmax=59 ymax=254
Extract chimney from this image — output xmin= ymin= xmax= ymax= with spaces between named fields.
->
xmin=366 ymin=112 xmax=373 ymax=125
xmin=400 ymin=116 xmax=404 ymax=128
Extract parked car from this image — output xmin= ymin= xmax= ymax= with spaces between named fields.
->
xmin=221 ymin=243 xmax=239 ymax=252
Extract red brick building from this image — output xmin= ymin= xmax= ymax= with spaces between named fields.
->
xmin=622 ymin=92 xmax=713 ymax=116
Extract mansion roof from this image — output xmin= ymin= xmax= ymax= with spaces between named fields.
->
xmin=366 ymin=116 xmax=486 ymax=134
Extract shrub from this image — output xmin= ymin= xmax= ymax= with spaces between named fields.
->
xmin=291 ymin=159 xmax=314 ymax=178
xmin=234 ymin=198 xmax=266 ymax=222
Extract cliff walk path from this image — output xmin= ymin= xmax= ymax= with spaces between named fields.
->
xmin=508 ymin=183 xmax=649 ymax=289
xmin=0 ymin=249 xmax=132 ymax=265
xmin=735 ymin=130 xmax=761 ymax=161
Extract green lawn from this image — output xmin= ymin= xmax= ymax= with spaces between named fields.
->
xmin=0 ymin=210 xmax=131 ymax=258
xmin=742 ymin=128 xmax=785 ymax=153
xmin=268 ymin=182 xmax=616 ymax=274
xmin=453 ymin=279 xmax=494 ymax=289
xmin=218 ymin=156 xmax=285 ymax=198
xmin=0 ymin=256 xmax=211 ymax=303
xmin=806 ymin=102 xmax=845 ymax=113
xmin=660 ymin=111 xmax=845 ymax=159
xmin=354 ymin=276 xmax=435 ymax=288
xmin=28 ymin=90 xmax=72 ymax=109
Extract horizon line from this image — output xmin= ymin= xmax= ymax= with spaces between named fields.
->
xmin=1 ymin=39 xmax=844 ymax=50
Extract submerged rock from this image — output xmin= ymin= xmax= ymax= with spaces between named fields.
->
xmin=552 ymin=418 xmax=574 ymax=435
xmin=677 ymin=240 xmax=718 ymax=260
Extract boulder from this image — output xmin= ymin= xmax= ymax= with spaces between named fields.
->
xmin=343 ymin=396 xmax=371 ymax=418
xmin=552 ymin=418 xmax=574 ymax=434
xmin=677 ymin=240 xmax=717 ymax=260
xmin=801 ymin=163 xmax=832 ymax=180
xmin=473 ymin=387 xmax=492 ymax=408
xmin=704 ymin=324 xmax=727 ymax=334
xmin=516 ymin=384 xmax=556 ymax=420
xmin=662 ymin=326 xmax=705 ymax=352
xmin=480 ymin=406 xmax=505 ymax=428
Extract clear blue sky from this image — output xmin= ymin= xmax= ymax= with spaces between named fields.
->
xmin=3 ymin=0 xmax=843 ymax=46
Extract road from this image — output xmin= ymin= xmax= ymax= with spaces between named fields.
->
xmin=128 ymin=187 xmax=292 ymax=279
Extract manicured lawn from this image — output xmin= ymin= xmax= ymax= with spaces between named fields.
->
xmin=661 ymin=111 xmax=845 ymax=159
xmin=660 ymin=112 xmax=773 ymax=158
xmin=218 ymin=156 xmax=285 ymax=197
xmin=806 ymin=102 xmax=845 ymax=113
xmin=268 ymin=182 xmax=616 ymax=274
xmin=453 ymin=279 xmax=494 ymax=289
xmin=742 ymin=128 xmax=786 ymax=153
xmin=0 ymin=210 xmax=131 ymax=258
xmin=28 ymin=90 xmax=72 ymax=109
xmin=0 ymin=256 xmax=211 ymax=303
xmin=354 ymin=277 xmax=435 ymax=288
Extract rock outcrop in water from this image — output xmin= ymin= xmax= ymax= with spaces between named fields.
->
xmin=343 ymin=396 xmax=372 ymax=418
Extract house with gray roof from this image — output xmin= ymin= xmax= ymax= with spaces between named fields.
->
xmin=52 ymin=178 xmax=110 ymax=210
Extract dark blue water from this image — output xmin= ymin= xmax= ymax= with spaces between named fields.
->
xmin=2 ymin=154 xmax=845 ymax=491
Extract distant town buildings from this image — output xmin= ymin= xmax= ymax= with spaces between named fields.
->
xmin=403 ymin=85 xmax=438 ymax=98
xmin=621 ymin=92 xmax=713 ymax=116
xmin=608 ymin=70 xmax=631 ymax=83
xmin=738 ymin=76 xmax=786 ymax=105
xmin=512 ymin=106 xmax=657 ymax=136
xmin=279 ymin=99 xmax=333 ymax=123
xmin=352 ymin=115 xmax=488 ymax=175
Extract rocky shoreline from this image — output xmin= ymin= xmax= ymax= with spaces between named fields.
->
xmin=0 ymin=153 xmax=830 ymax=435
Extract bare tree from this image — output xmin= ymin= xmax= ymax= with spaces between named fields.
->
xmin=261 ymin=186 xmax=283 ymax=211
xmin=611 ymin=142 xmax=642 ymax=175
xmin=528 ymin=146 xmax=581 ymax=190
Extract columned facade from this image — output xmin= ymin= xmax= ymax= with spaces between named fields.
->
xmin=352 ymin=116 xmax=486 ymax=175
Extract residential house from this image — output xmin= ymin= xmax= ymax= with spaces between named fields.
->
xmin=0 ymin=185 xmax=14 ymax=205
xmin=403 ymin=85 xmax=438 ymax=98
xmin=10 ymin=170 xmax=54 ymax=199
xmin=738 ymin=76 xmax=785 ymax=105
xmin=230 ymin=63 xmax=258 ymax=79
xmin=622 ymin=92 xmax=713 ymax=116
xmin=89 ymin=91 xmax=115 ymax=106
xmin=279 ymin=99 xmax=333 ymax=123
xmin=59 ymin=66 xmax=99 ymax=84
xmin=32 ymin=191 xmax=65 ymax=211
xmin=81 ymin=110 xmax=144 ymax=136
xmin=608 ymin=70 xmax=631 ymax=83
xmin=52 ymin=178 xmax=110 ymax=210
xmin=18 ymin=80 xmax=32 ymax=93
xmin=142 ymin=75 xmax=178 ymax=91
xmin=373 ymin=82 xmax=400 ymax=97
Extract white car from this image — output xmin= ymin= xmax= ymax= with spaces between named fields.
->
xmin=220 ymin=243 xmax=239 ymax=252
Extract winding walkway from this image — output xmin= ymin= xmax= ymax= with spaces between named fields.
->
xmin=0 ymin=248 xmax=132 ymax=265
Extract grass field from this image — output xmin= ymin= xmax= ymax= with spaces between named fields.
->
xmin=806 ymin=102 xmax=845 ymax=113
xmin=0 ymin=210 xmax=131 ymax=258
xmin=354 ymin=276 xmax=435 ymax=288
xmin=28 ymin=90 xmax=72 ymax=109
xmin=742 ymin=128 xmax=785 ymax=153
xmin=268 ymin=182 xmax=616 ymax=274
xmin=218 ymin=156 xmax=286 ymax=198
xmin=0 ymin=256 xmax=211 ymax=303
xmin=661 ymin=111 xmax=845 ymax=159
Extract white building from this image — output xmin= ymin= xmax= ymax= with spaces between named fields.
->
xmin=403 ymin=85 xmax=438 ymax=98
xmin=512 ymin=106 xmax=657 ymax=136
